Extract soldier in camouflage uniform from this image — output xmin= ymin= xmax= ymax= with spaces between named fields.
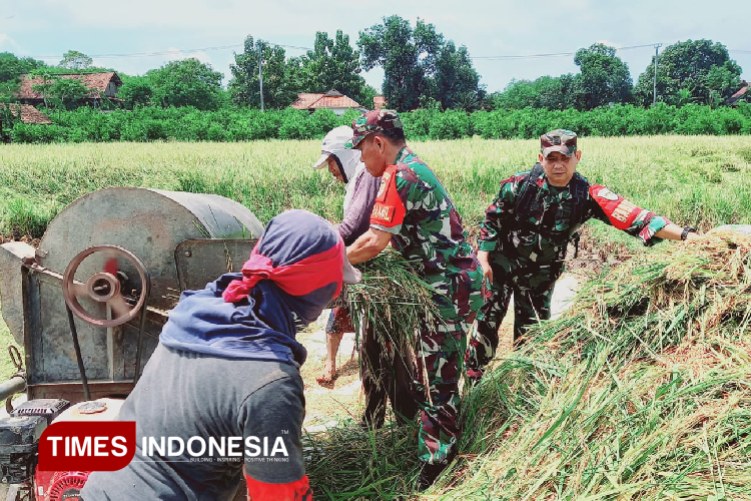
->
xmin=466 ymin=129 xmax=700 ymax=381
xmin=346 ymin=110 xmax=483 ymax=488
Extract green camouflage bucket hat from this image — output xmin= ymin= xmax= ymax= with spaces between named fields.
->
xmin=540 ymin=129 xmax=578 ymax=157
xmin=346 ymin=109 xmax=404 ymax=149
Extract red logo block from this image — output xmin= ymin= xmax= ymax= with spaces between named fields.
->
xmin=37 ymin=421 xmax=136 ymax=471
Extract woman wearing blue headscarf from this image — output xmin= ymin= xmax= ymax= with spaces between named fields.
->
xmin=83 ymin=210 xmax=360 ymax=501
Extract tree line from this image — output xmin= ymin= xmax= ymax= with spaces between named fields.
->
xmin=0 ymin=16 xmax=748 ymax=118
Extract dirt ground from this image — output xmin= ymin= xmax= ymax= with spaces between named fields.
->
xmin=298 ymin=271 xmax=584 ymax=432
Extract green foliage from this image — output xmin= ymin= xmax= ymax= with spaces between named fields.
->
xmin=433 ymin=42 xmax=485 ymax=111
xmin=573 ymin=43 xmax=632 ymax=110
xmin=472 ymin=104 xmax=751 ymax=139
xmin=118 ymin=75 xmax=154 ymax=109
xmin=634 ymin=39 xmax=742 ymax=106
xmin=359 ymin=16 xmax=484 ymax=112
xmin=490 ymin=75 xmax=576 ymax=111
xmin=147 ymin=58 xmax=224 ymax=110
xmin=229 ymin=36 xmax=300 ymax=109
xmin=294 ymin=31 xmax=369 ymax=105
xmin=46 ymin=78 xmax=91 ymax=109
xmin=0 ymin=52 xmax=45 ymax=85
xmin=360 ymin=17 xmax=436 ymax=111
xmin=4 ymin=104 xmax=751 ymax=144
xmin=58 ymin=50 xmax=93 ymax=71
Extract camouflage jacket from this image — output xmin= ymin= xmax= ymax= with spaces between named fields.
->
xmin=478 ymin=163 xmax=670 ymax=274
xmin=370 ymin=147 xmax=479 ymax=281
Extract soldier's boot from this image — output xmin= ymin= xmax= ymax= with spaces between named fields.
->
xmin=416 ymin=451 xmax=457 ymax=490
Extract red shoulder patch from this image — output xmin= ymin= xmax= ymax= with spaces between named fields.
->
xmin=589 ymin=184 xmax=640 ymax=230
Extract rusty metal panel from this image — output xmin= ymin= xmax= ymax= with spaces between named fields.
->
xmin=0 ymin=242 xmax=35 ymax=344
xmin=24 ymin=268 xmax=164 ymax=387
xmin=175 ymin=239 xmax=256 ymax=292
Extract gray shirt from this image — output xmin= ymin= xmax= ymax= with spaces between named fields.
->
xmin=338 ymin=168 xmax=381 ymax=246
xmin=82 ymin=343 xmax=305 ymax=500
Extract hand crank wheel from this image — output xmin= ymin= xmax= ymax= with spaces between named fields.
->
xmin=62 ymin=245 xmax=150 ymax=328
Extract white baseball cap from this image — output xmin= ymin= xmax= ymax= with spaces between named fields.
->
xmin=312 ymin=126 xmax=355 ymax=169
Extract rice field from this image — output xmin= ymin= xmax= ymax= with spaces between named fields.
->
xmin=1 ymin=135 xmax=750 ymax=242
xmin=1 ymin=136 xmax=751 ymax=498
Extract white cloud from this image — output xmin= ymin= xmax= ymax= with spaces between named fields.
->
xmin=0 ymin=32 xmax=19 ymax=50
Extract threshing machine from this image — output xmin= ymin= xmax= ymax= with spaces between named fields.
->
xmin=0 ymin=187 xmax=263 ymax=500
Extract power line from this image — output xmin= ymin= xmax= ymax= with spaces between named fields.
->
xmin=470 ymin=43 xmax=658 ymax=60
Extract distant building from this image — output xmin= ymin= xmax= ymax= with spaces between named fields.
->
xmin=291 ymin=89 xmax=362 ymax=115
xmin=0 ymin=103 xmax=52 ymax=142
xmin=373 ymin=95 xmax=387 ymax=109
xmin=726 ymin=81 xmax=749 ymax=106
xmin=17 ymin=72 xmax=122 ymax=106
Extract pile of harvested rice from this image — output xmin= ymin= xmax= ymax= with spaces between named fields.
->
xmin=446 ymin=229 xmax=751 ymax=499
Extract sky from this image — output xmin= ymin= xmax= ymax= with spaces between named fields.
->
xmin=0 ymin=0 xmax=749 ymax=94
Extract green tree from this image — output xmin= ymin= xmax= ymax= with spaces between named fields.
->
xmin=296 ymin=31 xmax=368 ymax=104
xmin=229 ymin=36 xmax=299 ymax=109
xmin=491 ymin=75 xmax=575 ymax=111
xmin=147 ymin=58 xmax=223 ymax=110
xmin=573 ymin=43 xmax=632 ymax=110
xmin=59 ymin=50 xmax=93 ymax=71
xmin=432 ymin=41 xmax=484 ymax=110
xmin=47 ymin=77 xmax=90 ymax=109
xmin=0 ymin=52 xmax=45 ymax=82
xmin=359 ymin=16 xmax=443 ymax=111
xmin=634 ymin=39 xmax=742 ymax=106
xmin=118 ymin=75 xmax=154 ymax=109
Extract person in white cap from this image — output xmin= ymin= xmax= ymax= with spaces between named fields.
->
xmin=312 ymin=126 xmax=418 ymax=431
xmin=312 ymin=125 xmax=381 ymax=386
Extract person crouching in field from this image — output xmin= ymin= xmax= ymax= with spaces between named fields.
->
xmin=465 ymin=129 xmax=701 ymax=383
xmin=82 ymin=210 xmax=360 ymax=501
xmin=346 ymin=110 xmax=483 ymax=488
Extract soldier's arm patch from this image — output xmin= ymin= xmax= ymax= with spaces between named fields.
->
xmin=589 ymin=184 xmax=641 ymax=230
xmin=371 ymin=166 xmax=406 ymax=230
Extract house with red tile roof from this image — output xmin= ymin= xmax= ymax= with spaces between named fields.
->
xmin=291 ymin=89 xmax=363 ymax=115
xmin=0 ymin=103 xmax=52 ymax=124
xmin=17 ymin=72 xmax=122 ymax=106
xmin=726 ymin=80 xmax=748 ymax=106
xmin=0 ymin=103 xmax=52 ymax=142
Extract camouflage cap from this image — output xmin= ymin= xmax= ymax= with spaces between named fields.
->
xmin=540 ymin=129 xmax=577 ymax=158
xmin=346 ymin=109 xmax=404 ymax=149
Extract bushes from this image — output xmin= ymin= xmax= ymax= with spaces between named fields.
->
xmin=6 ymin=104 xmax=751 ymax=143
xmin=472 ymin=104 xmax=751 ymax=139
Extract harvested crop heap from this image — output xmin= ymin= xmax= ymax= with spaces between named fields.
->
xmin=305 ymin=250 xmax=436 ymax=497
xmin=307 ymin=232 xmax=751 ymax=499
xmin=450 ymin=230 xmax=751 ymax=499
xmin=344 ymin=249 xmax=439 ymax=361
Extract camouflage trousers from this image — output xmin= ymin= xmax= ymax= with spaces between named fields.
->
xmin=415 ymin=269 xmax=482 ymax=464
xmin=466 ymin=263 xmax=558 ymax=374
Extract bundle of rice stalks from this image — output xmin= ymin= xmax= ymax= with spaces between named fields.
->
xmin=442 ymin=230 xmax=751 ymax=499
xmin=304 ymin=423 xmax=419 ymax=499
xmin=344 ymin=248 xmax=440 ymax=360
xmin=303 ymin=250 xmax=438 ymax=498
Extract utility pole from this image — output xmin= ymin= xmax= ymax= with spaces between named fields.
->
xmin=653 ymin=43 xmax=662 ymax=106
xmin=258 ymin=45 xmax=265 ymax=112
